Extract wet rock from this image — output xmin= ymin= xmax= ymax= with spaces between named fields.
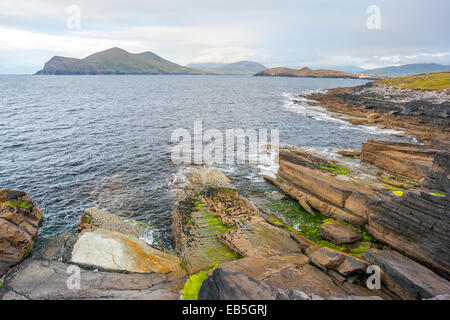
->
xmin=368 ymin=191 xmax=450 ymax=278
xmin=361 ymin=140 xmax=436 ymax=180
xmin=362 ymin=249 xmax=450 ymax=300
xmin=0 ymin=190 xmax=42 ymax=276
xmin=320 ymin=222 xmax=362 ymax=244
xmin=0 ymin=234 xmax=186 ymax=300
xmin=70 ymin=228 xmax=184 ymax=275
xmin=78 ymin=208 xmax=139 ymax=236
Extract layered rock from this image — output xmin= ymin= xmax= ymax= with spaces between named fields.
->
xmin=361 ymin=140 xmax=437 ymax=179
xmin=0 ymin=190 xmax=42 ymax=276
xmin=363 ymin=249 xmax=450 ymax=299
xmin=264 ymin=146 xmax=383 ymax=226
xmin=368 ymin=191 xmax=450 ymax=278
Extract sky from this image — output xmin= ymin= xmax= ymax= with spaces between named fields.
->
xmin=0 ymin=0 xmax=449 ymax=74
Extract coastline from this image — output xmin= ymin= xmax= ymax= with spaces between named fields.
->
xmin=1 ymin=78 xmax=449 ymax=300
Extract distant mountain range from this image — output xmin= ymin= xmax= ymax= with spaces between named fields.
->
xmin=36 ymin=47 xmax=209 ymax=75
xmin=254 ymin=67 xmax=380 ymax=80
xmin=364 ymin=63 xmax=450 ymax=77
xmin=186 ymin=61 xmax=266 ymax=74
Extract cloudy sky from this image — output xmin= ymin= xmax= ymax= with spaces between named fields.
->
xmin=0 ymin=0 xmax=449 ymax=74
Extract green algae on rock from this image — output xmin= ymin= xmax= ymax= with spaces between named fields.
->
xmin=181 ymin=264 xmax=217 ymax=300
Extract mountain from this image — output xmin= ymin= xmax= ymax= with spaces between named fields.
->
xmin=186 ymin=61 xmax=266 ymax=74
xmin=36 ymin=47 xmax=208 ymax=75
xmin=365 ymin=63 xmax=450 ymax=77
xmin=253 ymin=67 xmax=380 ymax=80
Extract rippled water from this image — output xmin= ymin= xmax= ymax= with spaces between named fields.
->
xmin=0 ymin=75 xmax=413 ymax=250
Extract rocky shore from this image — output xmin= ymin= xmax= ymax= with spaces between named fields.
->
xmin=302 ymin=81 xmax=449 ymax=142
xmin=1 ymin=78 xmax=449 ymax=300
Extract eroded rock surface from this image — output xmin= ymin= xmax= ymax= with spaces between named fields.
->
xmin=361 ymin=140 xmax=436 ymax=179
xmin=363 ymin=249 xmax=450 ymax=300
xmin=198 ymin=268 xmax=381 ymax=300
xmin=0 ymin=190 xmax=42 ymax=276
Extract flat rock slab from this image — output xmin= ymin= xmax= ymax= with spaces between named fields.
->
xmin=0 ymin=233 xmax=186 ymax=300
xmin=363 ymin=249 xmax=450 ymax=299
xmin=320 ymin=222 xmax=362 ymax=245
xmin=218 ymin=222 xmax=302 ymax=258
xmin=199 ymin=268 xmax=380 ymax=300
xmin=216 ymin=254 xmax=350 ymax=297
xmin=71 ymin=229 xmax=184 ymax=275
xmin=0 ymin=259 xmax=185 ymax=300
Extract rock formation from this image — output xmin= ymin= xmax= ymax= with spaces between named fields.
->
xmin=0 ymin=190 xmax=42 ymax=276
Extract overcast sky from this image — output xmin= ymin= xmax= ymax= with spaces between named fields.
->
xmin=0 ymin=0 xmax=449 ymax=74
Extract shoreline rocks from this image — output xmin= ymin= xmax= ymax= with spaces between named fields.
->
xmin=0 ymin=190 xmax=42 ymax=277
xmin=304 ymin=82 xmax=450 ymax=141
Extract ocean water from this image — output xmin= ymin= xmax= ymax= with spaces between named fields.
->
xmin=0 ymin=75 xmax=413 ymax=250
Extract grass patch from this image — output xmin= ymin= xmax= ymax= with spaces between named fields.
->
xmin=379 ymin=72 xmax=450 ymax=90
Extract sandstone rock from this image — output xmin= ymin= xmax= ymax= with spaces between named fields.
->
xmin=70 ymin=228 xmax=184 ymax=275
xmin=215 ymin=254 xmax=355 ymax=297
xmin=199 ymin=268 xmax=322 ymax=300
xmin=306 ymin=246 xmax=368 ymax=276
xmin=198 ymin=268 xmax=380 ymax=300
xmin=320 ymin=222 xmax=361 ymax=244
xmin=337 ymin=150 xmax=361 ymax=157
xmin=0 ymin=234 xmax=186 ymax=300
xmin=265 ymin=146 xmax=382 ymax=226
xmin=362 ymin=249 xmax=450 ymax=300
xmin=307 ymin=247 xmax=344 ymax=269
xmin=368 ymin=191 xmax=450 ymax=278
xmin=218 ymin=222 xmax=302 ymax=258
xmin=0 ymin=190 xmax=42 ymax=276
xmin=361 ymin=140 xmax=436 ymax=180
xmin=78 ymin=208 xmax=139 ymax=236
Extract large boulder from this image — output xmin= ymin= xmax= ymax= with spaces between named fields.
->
xmin=363 ymin=249 xmax=450 ymax=300
xmin=0 ymin=190 xmax=42 ymax=276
